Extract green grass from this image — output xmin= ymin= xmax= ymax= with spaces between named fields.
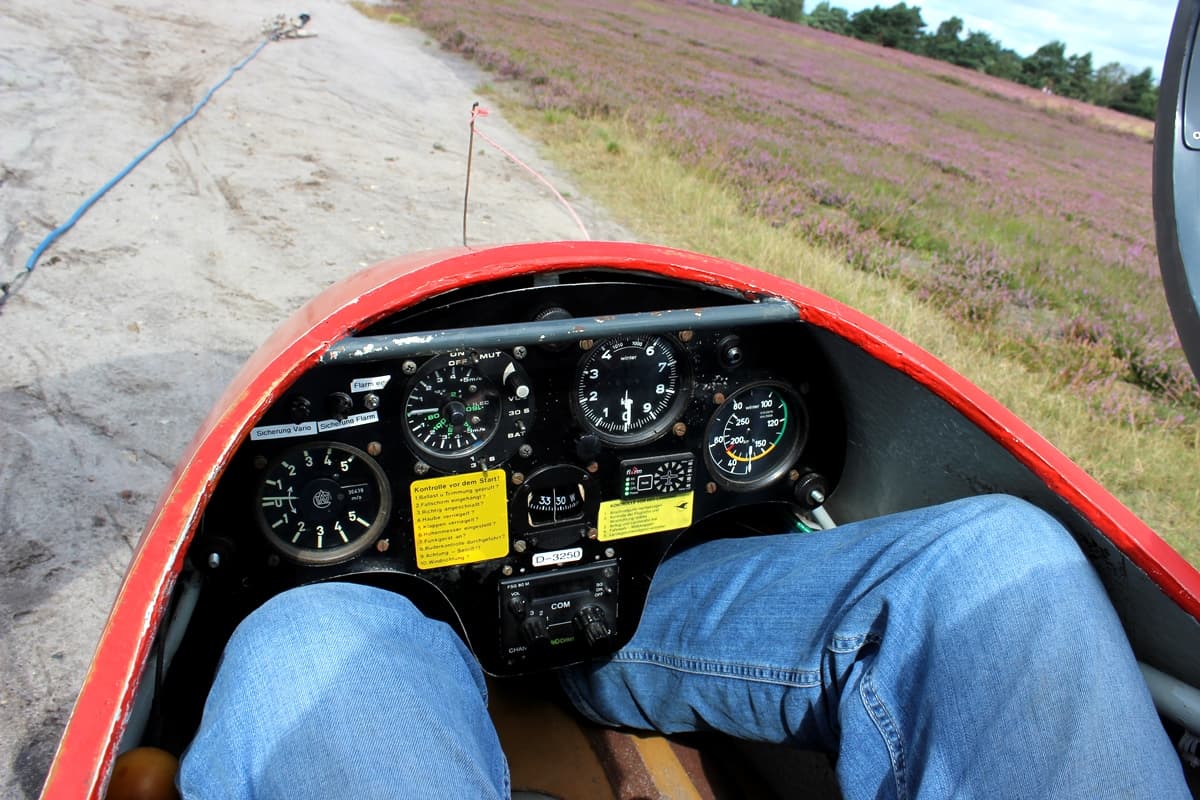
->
xmin=499 ymin=107 xmax=1200 ymax=565
xmin=349 ymin=1 xmax=410 ymax=24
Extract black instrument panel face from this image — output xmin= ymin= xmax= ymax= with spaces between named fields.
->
xmin=572 ymin=334 xmax=692 ymax=446
xmin=198 ymin=272 xmax=845 ymax=676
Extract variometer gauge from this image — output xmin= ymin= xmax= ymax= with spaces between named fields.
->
xmin=573 ymin=334 xmax=691 ymax=446
xmin=403 ymin=356 xmax=500 ymax=457
xmin=255 ymin=441 xmax=392 ymax=564
xmin=704 ymin=381 xmax=807 ymax=491
xmin=401 ymin=351 xmax=536 ymax=472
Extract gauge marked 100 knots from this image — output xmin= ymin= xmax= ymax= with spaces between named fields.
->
xmin=255 ymin=442 xmax=391 ymax=564
xmin=705 ymin=382 xmax=806 ymax=490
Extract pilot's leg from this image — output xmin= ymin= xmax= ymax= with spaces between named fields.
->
xmin=561 ymin=494 xmax=1190 ymax=799
xmin=177 ymin=582 xmax=508 ymax=800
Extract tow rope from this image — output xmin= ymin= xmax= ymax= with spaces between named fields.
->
xmin=462 ymin=103 xmax=591 ymax=246
xmin=0 ymin=13 xmax=314 ymax=312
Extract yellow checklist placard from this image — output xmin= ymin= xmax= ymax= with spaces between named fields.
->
xmin=411 ymin=469 xmax=509 ymax=569
xmin=597 ymin=493 xmax=694 ymax=542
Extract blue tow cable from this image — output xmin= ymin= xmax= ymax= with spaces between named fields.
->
xmin=21 ymin=36 xmax=272 ymax=277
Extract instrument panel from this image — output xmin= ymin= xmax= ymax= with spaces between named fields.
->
xmin=196 ymin=271 xmax=845 ymax=676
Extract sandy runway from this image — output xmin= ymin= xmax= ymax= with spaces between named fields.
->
xmin=0 ymin=1 xmax=626 ymax=794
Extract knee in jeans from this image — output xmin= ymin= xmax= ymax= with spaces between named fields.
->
xmin=227 ymin=582 xmax=429 ymax=660
xmin=945 ymin=494 xmax=1082 ymax=559
xmin=919 ymin=495 xmax=1096 ymax=601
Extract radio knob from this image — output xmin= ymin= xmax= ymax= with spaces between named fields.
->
xmin=573 ymin=605 xmax=613 ymax=648
xmin=506 ymin=595 xmax=528 ymax=617
xmin=519 ymin=615 xmax=550 ymax=647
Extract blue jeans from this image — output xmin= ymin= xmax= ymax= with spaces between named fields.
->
xmin=177 ymin=495 xmax=1189 ymax=799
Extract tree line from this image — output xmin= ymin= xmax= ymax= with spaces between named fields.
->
xmin=722 ymin=0 xmax=1159 ymax=119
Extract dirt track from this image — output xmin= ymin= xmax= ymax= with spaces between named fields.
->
xmin=0 ymin=1 xmax=628 ymax=794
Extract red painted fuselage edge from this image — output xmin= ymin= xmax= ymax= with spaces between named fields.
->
xmin=38 ymin=241 xmax=1200 ymax=799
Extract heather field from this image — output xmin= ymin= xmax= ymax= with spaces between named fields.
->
xmin=387 ymin=0 xmax=1200 ymax=558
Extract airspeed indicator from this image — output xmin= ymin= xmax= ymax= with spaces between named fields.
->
xmin=704 ymin=382 xmax=806 ymax=491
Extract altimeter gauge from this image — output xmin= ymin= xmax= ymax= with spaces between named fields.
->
xmin=573 ymin=334 xmax=691 ymax=446
xmin=255 ymin=441 xmax=391 ymax=564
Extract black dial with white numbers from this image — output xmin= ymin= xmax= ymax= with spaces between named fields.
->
xmin=704 ymin=381 xmax=806 ymax=491
xmin=403 ymin=356 xmax=500 ymax=457
xmin=400 ymin=350 xmax=536 ymax=472
xmin=255 ymin=442 xmax=391 ymax=564
xmin=572 ymin=335 xmax=690 ymax=446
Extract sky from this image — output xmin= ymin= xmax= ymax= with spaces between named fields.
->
xmin=830 ymin=0 xmax=1180 ymax=77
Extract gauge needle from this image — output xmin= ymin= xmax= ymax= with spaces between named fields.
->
xmin=620 ymin=391 xmax=633 ymax=429
xmin=261 ymin=494 xmax=297 ymax=509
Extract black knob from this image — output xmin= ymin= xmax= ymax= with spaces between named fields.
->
xmin=573 ymin=605 xmax=613 ymax=648
xmin=533 ymin=307 xmax=573 ymax=351
xmin=328 ymin=392 xmax=354 ymax=420
xmin=290 ymin=395 xmax=313 ymax=423
xmin=794 ymin=472 xmax=829 ymax=510
xmin=520 ymin=615 xmax=550 ymax=647
xmin=575 ymin=433 xmax=602 ymax=461
xmin=718 ymin=335 xmax=744 ymax=369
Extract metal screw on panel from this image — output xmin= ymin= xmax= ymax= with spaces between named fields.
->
xmin=579 ymin=339 xmax=594 ymax=351
xmin=678 ymin=330 xmax=694 ymax=343
xmin=513 ymin=346 xmax=527 ymax=360
xmin=672 ymin=422 xmax=687 ymax=437
xmin=518 ymin=444 xmax=533 ymax=458
xmin=604 ymin=547 xmax=615 ymax=558
xmin=414 ymin=461 xmax=431 ymax=476
xmin=376 ymin=539 xmax=390 ymax=553
xmin=367 ymin=441 xmax=382 ymax=457
xmin=706 ymin=482 xmax=718 ymax=494
xmin=207 ymin=552 xmax=221 ymax=569
xmin=788 ymin=469 xmax=801 ymax=482
xmin=501 ymin=565 xmax=514 ymax=576
xmin=712 ymin=392 xmax=726 ymax=406
xmin=402 ymin=360 xmax=418 ymax=375
xmin=586 ymin=462 xmax=599 ymax=474
xmin=587 ymin=528 xmax=599 ymax=539
xmin=511 ymin=472 xmax=525 ymax=486
xmin=363 ymin=393 xmax=380 ymax=411
xmin=514 ymin=540 xmax=527 ymax=553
